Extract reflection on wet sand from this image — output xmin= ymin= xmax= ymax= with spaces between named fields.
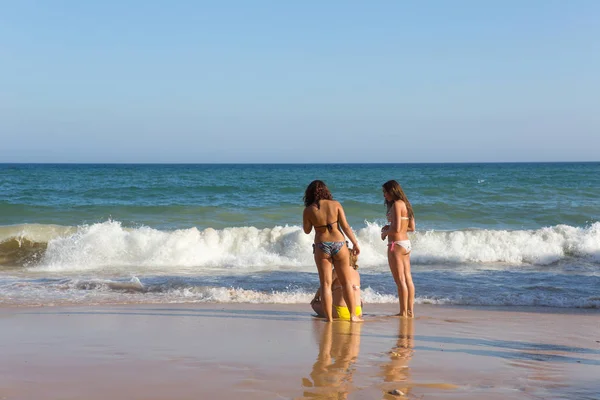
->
xmin=301 ymin=321 xmax=362 ymax=399
xmin=381 ymin=317 xmax=414 ymax=398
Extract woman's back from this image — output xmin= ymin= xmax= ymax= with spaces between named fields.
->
xmin=387 ymin=200 xmax=412 ymax=241
xmin=305 ymin=200 xmax=345 ymax=242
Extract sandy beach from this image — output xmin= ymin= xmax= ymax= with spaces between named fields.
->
xmin=1 ymin=303 xmax=599 ymax=400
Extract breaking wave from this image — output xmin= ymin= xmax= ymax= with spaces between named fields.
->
xmin=1 ymin=221 xmax=599 ymax=271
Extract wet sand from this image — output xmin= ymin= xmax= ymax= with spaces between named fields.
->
xmin=0 ymin=303 xmax=599 ymax=399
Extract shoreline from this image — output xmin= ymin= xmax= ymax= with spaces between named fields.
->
xmin=2 ymin=300 xmax=598 ymax=313
xmin=1 ymin=303 xmax=599 ymax=399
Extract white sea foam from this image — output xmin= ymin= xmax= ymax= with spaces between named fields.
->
xmin=413 ymin=223 xmax=600 ymax=265
xmin=1 ymin=278 xmax=598 ymax=308
xmin=2 ymin=220 xmax=597 ymax=273
xmin=35 ymin=221 xmax=315 ymax=273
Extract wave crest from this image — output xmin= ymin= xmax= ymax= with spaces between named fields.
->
xmin=1 ymin=221 xmax=599 ymax=271
xmin=0 ymin=237 xmax=47 ymax=267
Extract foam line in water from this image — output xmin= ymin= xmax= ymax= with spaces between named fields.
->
xmin=1 ymin=278 xmax=598 ymax=308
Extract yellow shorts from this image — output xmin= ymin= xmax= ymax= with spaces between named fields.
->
xmin=334 ymin=305 xmax=362 ymax=320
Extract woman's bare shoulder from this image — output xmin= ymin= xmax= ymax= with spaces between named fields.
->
xmin=320 ymin=199 xmax=338 ymax=204
xmin=303 ymin=204 xmax=319 ymax=218
xmin=394 ymin=200 xmax=407 ymax=211
xmin=320 ymin=199 xmax=341 ymax=209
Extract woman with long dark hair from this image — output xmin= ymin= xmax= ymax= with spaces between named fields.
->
xmin=303 ymin=180 xmax=362 ymax=322
xmin=381 ymin=180 xmax=416 ymax=317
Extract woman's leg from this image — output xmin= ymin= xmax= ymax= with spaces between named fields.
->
xmin=315 ymin=251 xmax=334 ymax=322
xmin=354 ymin=271 xmax=362 ymax=317
xmin=388 ymin=245 xmax=408 ymax=316
xmin=333 ymin=247 xmax=363 ymax=322
xmin=402 ymin=253 xmax=415 ymax=317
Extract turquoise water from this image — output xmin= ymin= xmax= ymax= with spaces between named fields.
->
xmin=1 ymin=163 xmax=599 ymax=308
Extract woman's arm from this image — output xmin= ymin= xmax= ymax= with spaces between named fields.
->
xmin=381 ymin=224 xmax=390 ymax=240
xmin=388 ymin=201 xmax=403 ymax=234
xmin=311 ymin=299 xmax=326 ymax=318
xmin=337 ymin=203 xmax=360 ymax=255
xmin=302 ymin=207 xmax=313 ymax=234
xmin=311 ymin=287 xmax=321 ymax=304
xmin=408 ymin=217 xmax=416 ymax=232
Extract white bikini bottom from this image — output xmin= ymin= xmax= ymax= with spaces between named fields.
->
xmin=388 ymin=240 xmax=411 ymax=253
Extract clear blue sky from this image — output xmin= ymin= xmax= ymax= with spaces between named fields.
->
xmin=1 ymin=0 xmax=599 ymax=163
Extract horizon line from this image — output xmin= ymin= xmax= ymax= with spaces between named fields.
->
xmin=0 ymin=161 xmax=598 ymax=165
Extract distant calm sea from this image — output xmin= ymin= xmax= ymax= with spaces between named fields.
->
xmin=1 ymin=163 xmax=599 ymax=308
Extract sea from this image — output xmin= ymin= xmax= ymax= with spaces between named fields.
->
xmin=1 ymin=163 xmax=599 ymax=309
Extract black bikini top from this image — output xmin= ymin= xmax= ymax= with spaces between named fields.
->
xmin=315 ymin=221 xmax=338 ymax=232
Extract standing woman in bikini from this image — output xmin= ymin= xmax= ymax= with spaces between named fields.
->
xmin=380 ymin=180 xmax=416 ymax=317
xmin=303 ymin=180 xmax=362 ymax=322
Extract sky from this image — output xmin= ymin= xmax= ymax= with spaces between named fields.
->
xmin=1 ymin=0 xmax=599 ymax=163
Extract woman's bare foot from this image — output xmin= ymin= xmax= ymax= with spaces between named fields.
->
xmin=407 ymin=310 xmax=414 ymax=318
xmin=351 ymin=315 xmax=364 ymax=322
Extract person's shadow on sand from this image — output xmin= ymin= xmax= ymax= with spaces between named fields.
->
xmin=381 ymin=317 xmax=414 ymax=398
xmin=301 ymin=320 xmax=362 ymax=399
